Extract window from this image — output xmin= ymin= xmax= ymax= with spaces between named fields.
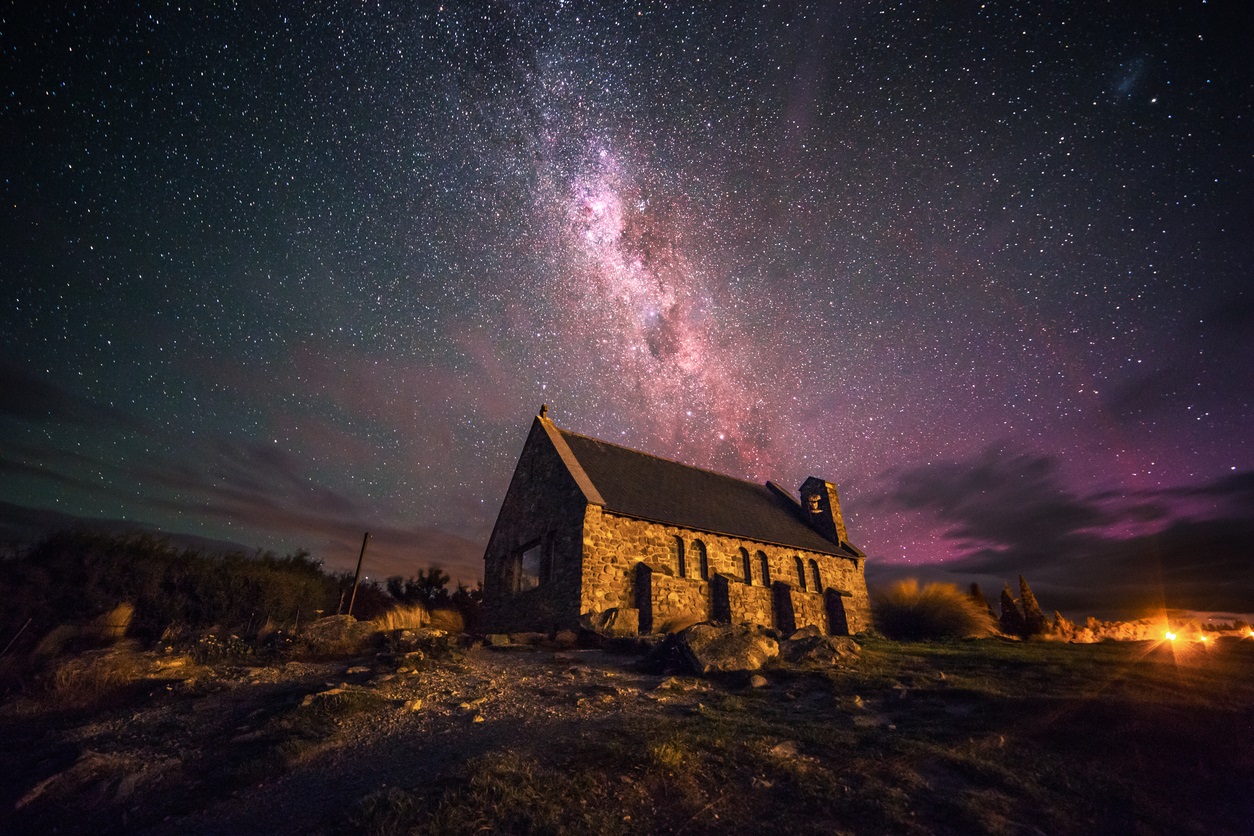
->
xmin=674 ymin=536 xmax=686 ymax=578
xmin=757 ymin=550 xmax=770 ymax=586
xmin=693 ymin=540 xmax=709 ymax=580
xmin=809 ymin=559 xmax=822 ymax=592
xmin=517 ymin=539 xmax=545 ymax=591
xmin=795 ymin=556 xmax=807 ymax=591
xmin=739 ymin=548 xmax=752 ymax=584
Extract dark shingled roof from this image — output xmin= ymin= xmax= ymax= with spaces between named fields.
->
xmin=558 ymin=428 xmax=854 ymax=556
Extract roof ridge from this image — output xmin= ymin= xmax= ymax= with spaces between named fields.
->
xmin=555 ymin=425 xmax=784 ymax=494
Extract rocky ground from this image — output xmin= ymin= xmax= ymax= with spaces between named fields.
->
xmin=2 ymin=641 xmax=679 ymax=834
xmin=3 ymin=626 xmax=1253 ymax=835
xmin=4 ymin=622 xmax=839 ymax=835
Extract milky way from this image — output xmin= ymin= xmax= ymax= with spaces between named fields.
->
xmin=2 ymin=2 xmax=1250 ymax=615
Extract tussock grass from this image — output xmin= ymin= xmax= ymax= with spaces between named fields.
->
xmin=873 ymin=579 xmax=997 ymax=641
xmin=372 ymin=603 xmax=427 ymax=632
xmin=426 ymin=608 xmax=464 ymax=633
xmin=43 ymin=647 xmax=143 ymax=710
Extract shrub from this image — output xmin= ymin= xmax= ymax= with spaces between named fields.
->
xmin=0 ymin=532 xmax=343 ymax=652
xmin=872 ymin=579 xmax=996 ymax=641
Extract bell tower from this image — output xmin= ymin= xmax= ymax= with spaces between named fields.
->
xmin=799 ymin=476 xmax=849 ymax=545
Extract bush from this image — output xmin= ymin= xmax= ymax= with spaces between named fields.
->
xmin=0 ymin=532 xmax=342 ymax=651
xmin=872 ymin=579 xmax=996 ymax=641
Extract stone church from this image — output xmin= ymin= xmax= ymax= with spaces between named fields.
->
xmin=482 ymin=408 xmax=870 ymax=636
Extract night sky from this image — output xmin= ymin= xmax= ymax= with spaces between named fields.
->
xmin=3 ymin=2 xmax=1251 ymax=618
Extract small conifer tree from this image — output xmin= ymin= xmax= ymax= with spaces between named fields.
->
xmin=999 ymin=584 xmax=1026 ymax=637
xmin=1019 ymin=575 xmax=1049 ymax=637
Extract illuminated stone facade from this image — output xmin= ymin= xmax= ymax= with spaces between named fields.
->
xmin=483 ymin=411 xmax=870 ymax=636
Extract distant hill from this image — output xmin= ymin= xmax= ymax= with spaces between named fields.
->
xmin=0 ymin=500 xmax=252 ymax=556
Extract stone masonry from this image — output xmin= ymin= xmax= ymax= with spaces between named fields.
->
xmin=483 ymin=410 xmax=872 ymax=636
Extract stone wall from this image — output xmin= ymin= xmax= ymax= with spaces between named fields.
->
xmin=718 ymin=575 xmax=775 ymax=628
xmin=581 ymin=508 xmax=870 ymax=635
xmin=636 ymin=562 xmax=710 ymax=632
xmin=789 ymin=587 xmax=829 ymax=633
xmin=482 ymin=421 xmax=588 ymax=633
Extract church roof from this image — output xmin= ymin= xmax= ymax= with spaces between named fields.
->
xmin=542 ymin=418 xmax=860 ymax=557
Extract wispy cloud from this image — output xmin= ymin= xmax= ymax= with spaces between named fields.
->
xmin=867 ymin=448 xmax=1254 ymax=618
xmin=0 ymin=359 xmax=141 ymax=430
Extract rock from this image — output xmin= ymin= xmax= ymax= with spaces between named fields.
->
xmin=300 ymin=615 xmax=377 ymax=656
xmin=781 ymin=634 xmax=860 ymax=667
xmin=676 ymin=622 xmax=779 ymax=674
xmin=769 ymin=740 xmax=800 ymax=759
xmin=656 ymin=676 xmax=706 ymax=692
xmin=579 ymin=608 xmax=640 ymax=638
xmin=345 ymin=665 xmax=370 ymax=674
xmin=749 ymin=674 xmax=769 ymax=688
xmin=509 ymin=632 xmax=548 ymax=645
xmin=789 ymin=624 xmax=823 ymax=640
xmin=15 ymin=750 xmax=152 ymax=811
xmin=403 ymin=698 xmax=424 ymax=712
xmin=301 ymin=686 xmax=346 ymax=707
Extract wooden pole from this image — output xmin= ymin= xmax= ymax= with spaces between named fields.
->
xmin=347 ymin=532 xmax=370 ymax=616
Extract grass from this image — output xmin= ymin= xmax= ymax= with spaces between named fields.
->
xmin=373 ymin=603 xmax=428 ymax=632
xmin=346 ymin=636 xmax=1254 ymax=835
xmin=40 ymin=647 xmax=145 ymax=711
xmin=872 ymin=579 xmax=997 ymax=640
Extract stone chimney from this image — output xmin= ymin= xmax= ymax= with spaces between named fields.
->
xmin=799 ymin=476 xmax=848 ymax=545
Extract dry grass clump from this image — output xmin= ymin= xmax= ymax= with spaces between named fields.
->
xmin=426 ymin=608 xmax=464 ymax=634
xmin=372 ymin=603 xmax=427 ymax=632
xmin=44 ymin=647 xmax=144 ymax=710
xmin=873 ymin=579 xmax=996 ymax=641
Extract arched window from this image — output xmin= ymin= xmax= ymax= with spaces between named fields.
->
xmin=693 ymin=540 xmax=709 ymax=580
xmin=810 ymin=559 xmax=822 ymax=592
xmin=674 ymin=536 xmax=686 ymax=578
xmin=739 ymin=547 xmax=752 ymax=584
xmin=795 ymin=556 xmax=807 ymax=591
xmin=757 ymin=550 xmax=770 ymax=586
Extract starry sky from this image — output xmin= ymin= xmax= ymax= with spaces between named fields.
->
xmin=2 ymin=2 xmax=1251 ymax=618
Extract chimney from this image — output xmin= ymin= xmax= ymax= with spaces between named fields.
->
xmin=799 ymin=477 xmax=849 ymax=544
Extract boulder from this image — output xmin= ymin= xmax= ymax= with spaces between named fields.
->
xmin=579 ymin=607 xmax=639 ymax=638
xmin=300 ymin=615 xmax=377 ymax=655
xmin=782 ymin=634 xmax=861 ymax=667
xmin=677 ymin=622 xmax=779 ymax=674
